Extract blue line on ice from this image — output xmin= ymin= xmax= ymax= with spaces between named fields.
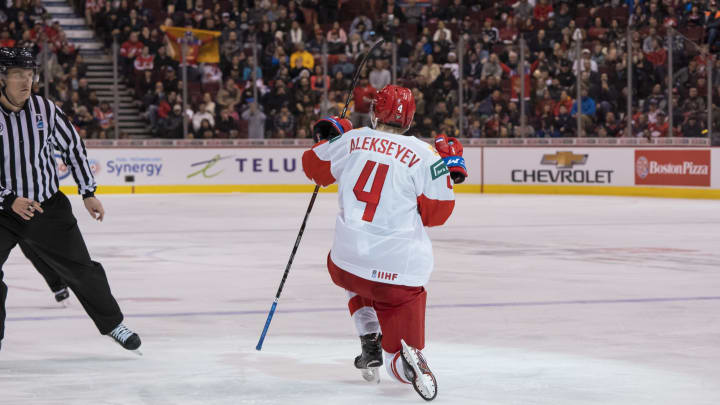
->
xmin=7 ymin=296 xmax=720 ymax=322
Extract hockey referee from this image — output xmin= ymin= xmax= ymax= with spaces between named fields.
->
xmin=0 ymin=48 xmax=141 ymax=352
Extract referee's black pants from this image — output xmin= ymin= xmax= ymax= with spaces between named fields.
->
xmin=0 ymin=192 xmax=123 ymax=342
xmin=19 ymin=241 xmax=67 ymax=293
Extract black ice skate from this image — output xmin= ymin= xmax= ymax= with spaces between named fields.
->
xmin=354 ymin=333 xmax=383 ymax=383
xmin=108 ymin=323 xmax=142 ymax=355
xmin=54 ymin=287 xmax=69 ymax=303
xmin=400 ymin=339 xmax=437 ymax=401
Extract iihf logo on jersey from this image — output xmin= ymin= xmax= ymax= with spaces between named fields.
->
xmin=371 ymin=269 xmax=398 ymax=281
xmin=35 ymin=114 xmax=44 ymax=130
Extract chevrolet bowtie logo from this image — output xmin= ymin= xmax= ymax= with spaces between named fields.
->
xmin=541 ymin=151 xmax=588 ymax=168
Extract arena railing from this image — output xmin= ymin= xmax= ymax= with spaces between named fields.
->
xmin=82 ymin=137 xmax=710 ymax=148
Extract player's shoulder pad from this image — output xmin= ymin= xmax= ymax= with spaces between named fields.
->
xmin=405 ymin=136 xmax=441 ymax=160
xmin=409 ymin=137 xmax=447 ymax=180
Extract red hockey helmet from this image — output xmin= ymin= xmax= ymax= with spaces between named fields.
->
xmin=371 ymin=85 xmax=416 ymax=133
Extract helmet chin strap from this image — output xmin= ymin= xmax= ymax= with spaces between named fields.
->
xmin=2 ymin=89 xmax=25 ymax=109
xmin=369 ymin=101 xmax=377 ymax=129
xmin=0 ymin=83 xmax=27 ymax=110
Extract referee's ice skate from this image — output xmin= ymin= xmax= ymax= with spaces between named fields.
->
xmin=108 ymin=324 xmax=142 ymax=354
xmin=54 ymin=287 xmax=70 ymax=303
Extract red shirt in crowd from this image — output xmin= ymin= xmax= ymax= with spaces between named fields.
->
xmin=534 ymin=4 xmax=553 ymax=21
xmin=120 ymin=40 xmax=144 ymax=59
xmin=134 ymin=54 xmax=155 ymax=71
xmin=352 ymin=84 xmax=376 ymax=114
xmin=500 ymin=60 xmax=538 ymax=102
xmin=645 ymin=48 xmax=667 ymax=67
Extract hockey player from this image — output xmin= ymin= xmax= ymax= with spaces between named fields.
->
xmin=302 ymin=85 xmax=467 ymax=401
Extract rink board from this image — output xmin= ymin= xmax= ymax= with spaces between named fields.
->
xmin=57 ymin=147 xmax=720 ymax=199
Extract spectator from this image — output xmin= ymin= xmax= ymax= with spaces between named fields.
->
xmin=93 ymin=101 xmax=115 ymax=135
xmin=160 ymin=104 xmax=184 ymax=138
xmin=419 ymin=54 xmax=441 ymax=84
xmin=120 ymin=31 xmax=143 ymax=76
xmin=573 ymin=49 xmax=598 ymax=75
xmin=351 ymin=77 xmax=375 ymax=128
xmin=200 ymin=63 xmax=222 ymax=85
xmin=682 ymin=114 xmax=705 ymax=137
xmin=135 ymin=70 xmax=155 ymax=99
xmin=330 ymin=70 xmax=349 ymax=92
xmin=192 ymin=102 xmax=215 ymax=132
xmin=310 ymin=65 xmax=330 ymax=92
xmin=197 ymin=119 xmax=215 ymax=138
xmin=262 ymin=80 xmax=287 ymax=114
xmin=290 ymin=42 xmax=314 ymax=70
xmin=432 ymin=21 xmax=452 ymax=42
xmin=514 ymin=0 xmax=535 ymax=21
xmin=221 ymin=31 xmax=242 ymax=64
xmin=481 ymin=53 xmax=503 ymax=80
xmin=555 ymin=104 xmax=574 ymax=136
xmin=273 ymin=105 xmax=295 ymax=137
xmin=705 ymin=1 xmax=720 ymax=50
xmin=161 ymin=67 xmax=179 ymax=94
xmin=681 ymin=87 xmax=706 ymax=117
xmin=217 ymin=78 xmax=242 ymax=111
xmin=570 ymin=88 xmax=596 ymax=134
xmin=649 ymin=111 xmax=669 ymax=137
xmin=369 ymin=59 xmax=391 ymax=90
xmin=290 ymin=56 xmax=311 ymax=80
xmin=327 ymin=21 xmax=347 ymax=44
xmin=217 ymin=108 xmax=239 ymax=138
xmin=202 ymin=92 xmax=216 ymax=116
xmin=133 ymin=46 xmax=154 ymax=74
xmin=333 ymin=54 xmax=355 ymax=76
xmin=289 ymin=21 xmax=303 ymax=46
xmin=534 ymin=0 xmax=553 ymax=22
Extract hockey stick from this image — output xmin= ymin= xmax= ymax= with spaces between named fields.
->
xmin=256 ymin=39 xmax=384 ymax=351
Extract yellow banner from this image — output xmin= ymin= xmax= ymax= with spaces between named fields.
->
xmin=160 ymin=26 xmax=221 ymax=64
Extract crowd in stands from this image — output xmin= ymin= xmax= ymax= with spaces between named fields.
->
xmin=0 ymin=0 xmax=123 ymax=138
xmin=7 ymin=0 xmax=720 ymax=139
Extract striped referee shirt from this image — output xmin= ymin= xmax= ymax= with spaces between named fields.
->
xmin=0 ymin=94 xmax=96 ymax=209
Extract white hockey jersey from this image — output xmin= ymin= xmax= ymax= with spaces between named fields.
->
xmin=302 ymin=127 xmax=455 ymax=286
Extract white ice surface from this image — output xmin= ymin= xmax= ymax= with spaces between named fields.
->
xmin=1 ymin=193 xmax=719 ymax=404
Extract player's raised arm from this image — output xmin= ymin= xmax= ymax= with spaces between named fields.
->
xmin=413 ymin=150 xmax=456 ymax=227
xmin=302 ymin=116 xmax=353 ymax=187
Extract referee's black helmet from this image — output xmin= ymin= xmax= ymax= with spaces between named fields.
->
xmin=0 ymin=47 xmax=39 ymax=82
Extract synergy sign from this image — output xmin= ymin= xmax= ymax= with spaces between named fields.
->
xmin=511 ymin=150 xmax=614 ymax=184
xmin=635 ymin=150 xmax=711 ymax=187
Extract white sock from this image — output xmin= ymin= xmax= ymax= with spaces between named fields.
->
xmin=347 ymin=291 xmax=380 ymax=335
xmin=384 ymin=350 xmax=412 ymax=384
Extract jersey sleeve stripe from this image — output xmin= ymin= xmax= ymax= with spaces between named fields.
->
xmin=416 ymin=194 xmax=455 ymax=227
xmin=302 ymin=149 xmax=336 ymax=187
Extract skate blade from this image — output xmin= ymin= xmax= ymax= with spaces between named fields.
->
xmin=361 ymin=366 xmax=380 ymax=384
xmin=401 ymin=339 xmax=437 ymax=401
xmin=108 ymin=337 xmax=143 ymax=356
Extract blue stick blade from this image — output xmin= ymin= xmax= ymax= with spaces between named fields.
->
xmin=256 ymin=301 xmax=278 ymax=351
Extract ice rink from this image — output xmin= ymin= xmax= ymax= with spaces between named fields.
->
xmin=1 ymin=193 xmax=719 ymax=405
